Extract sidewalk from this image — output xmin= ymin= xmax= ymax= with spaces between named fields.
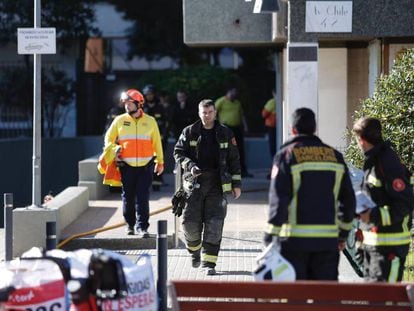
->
xmin=62 ymin=168 xmax=360 ymax=282
xmin=1 ymin=169 xmax=361 ymax=283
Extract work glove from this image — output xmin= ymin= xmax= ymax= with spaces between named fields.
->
xmin=171 ymin=188 xmax=186 ymax=217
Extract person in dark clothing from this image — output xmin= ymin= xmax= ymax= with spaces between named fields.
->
xmin=173 ymin=90 xmax=197 ymax=140
xmin=143 ymin=84 xmax=167 ymax=191
xmin=159 ymin=90 xmax=175 ymax=142
xmin=264 ymin=107 xmax=356 ymax=280
xmin=353 ymin=117 xmax=413 ymax=282
xmin=174 ymin=99 xmax=242 ymax=276
xmin=104 ymin=97 xmax=124 ymax=133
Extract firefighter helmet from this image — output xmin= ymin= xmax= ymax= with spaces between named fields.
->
xmin=253 ymin=242 xmax=296 ymax=282
xmin=120 ymin=89 xmax=144 ymax=107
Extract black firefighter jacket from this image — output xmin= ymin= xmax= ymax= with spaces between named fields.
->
xmin=266 ymin=135 xmax=356 ymax=251
xmin=174 ymin=120 xmax=241 ymax=194
xmin=360 ymin=141 xmax=413 ymax=249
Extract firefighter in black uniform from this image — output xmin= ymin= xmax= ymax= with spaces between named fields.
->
xmin=353 ymin=117 xmax=413 ymax=282
xmin=174 ymin=99 xmax=241 ymax=276
xmin=143 ymin=84 xmax=167 ymax=191
xmin=264 ymin=107 xmax=356 ymax=280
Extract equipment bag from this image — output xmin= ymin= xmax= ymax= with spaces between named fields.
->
xmin=0 ymin=257 xmax=69 ymax=311
xmin=21 ymin=248 xmax=157 ymax=311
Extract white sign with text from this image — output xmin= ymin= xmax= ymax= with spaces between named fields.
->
xmin=306 ymin=1 xmax=352 ymax=33
xmin=17 ymin=28 xmax=56 ymax=54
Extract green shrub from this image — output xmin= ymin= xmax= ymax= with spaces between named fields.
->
xmin=345 ymin=49 xmax=414 ymax=172
xmin=133 ymin=65 xmax=274 ymax=133
xmin=135 ymin=65 xmax=242 ymax=104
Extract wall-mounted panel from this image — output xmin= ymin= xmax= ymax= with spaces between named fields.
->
xmin=183 ymin=0 xmax=273 ymax=46
xmin=290 ymin=0 xmax=414 ymax=42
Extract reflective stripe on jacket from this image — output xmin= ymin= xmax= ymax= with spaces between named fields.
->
xmin=173 ymin=120 xmax=241 ymax=194
xmin=360 ymin=141 xmax=413 ymax=247
xmin=104 ymin=113 xmax=164 ymax=167
xmin=266 ymin=135 xmax=356 ymax=251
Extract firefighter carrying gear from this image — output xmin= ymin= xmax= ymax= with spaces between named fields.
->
xmin=359 ymin=140 xmax=413 ymax=282
xmin=174 ymin=119 xmax=241 ymax=269
xmin=182 ymin=171 xmax=227 ymax=268
xmin=265 ymin=134 xmax=356 ymax=280
xmin=174 ymin=120 xmax=241 ymax=195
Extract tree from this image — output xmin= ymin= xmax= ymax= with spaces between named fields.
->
xmin=43 ymin=68 xmax=75 ymax=137
xmin=0 ymin=0 xmax=99 ymax=137
xmin=107 ymin=0 xmax=221 ymax=66
xmin=0 ymin=0 xmax=99 ymax=45
xmin=345 ymin=48 xmax=414 ymax=172
xmin=0 ymin=67 xmax=74 ymax=138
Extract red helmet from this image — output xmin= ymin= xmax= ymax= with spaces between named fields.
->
xmin=120 ymin=89 xmax=144 ymax=107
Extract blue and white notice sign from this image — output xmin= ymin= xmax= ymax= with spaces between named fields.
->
xmin=17 ymin=28 xmax=56 ymax=54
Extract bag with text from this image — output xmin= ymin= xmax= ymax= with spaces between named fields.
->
xmin=0 ymin=258 xmax=68 ymax=311
xmin=96 ymin=251 xmax=157 ymax=311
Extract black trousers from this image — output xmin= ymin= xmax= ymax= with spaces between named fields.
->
xmin=266 ymin=126 xmax=276 ymax=160
xmin=182 ymin=172 xmax=227 ymax=268
xmin=281 ymin=244 xmax=340 ymax=280
xmin=363 ymin=244 xmax=409 ymax=282
xmin=120 ymin=163 xmax=153 ymax=230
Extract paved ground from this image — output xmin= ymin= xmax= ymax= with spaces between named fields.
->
xmin=1 ymin=169 xmax=362 ymax=285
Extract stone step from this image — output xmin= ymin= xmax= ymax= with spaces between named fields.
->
xmin=60 ymin=234 xmax=177 ymax=251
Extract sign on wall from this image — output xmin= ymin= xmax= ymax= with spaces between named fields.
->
xmin=306 ymin=1 xmax=352 ymax=33
xmin=17 ymin=28 xmax=56 ymax=54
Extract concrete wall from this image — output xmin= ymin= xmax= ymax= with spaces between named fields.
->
xmin=368 ymin=40 xmax=381 ymax=97
xmin=318 ymin=48 xmax=348 ymax=149
xmin=289 ymin=0 xmax=414 ymax=42
xmin=183 ymin=0 xmax=273 ymax=46
xmin=0 ymin=137 xmax=103 ymax=208
xmin=12 ymin=186 xmax=89 ymax=256
xmin=347 ymin=47 xmax=369 ymax=130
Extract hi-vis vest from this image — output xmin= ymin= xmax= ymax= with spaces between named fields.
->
xmin=104 ymin=113 xmax=164 ymax=167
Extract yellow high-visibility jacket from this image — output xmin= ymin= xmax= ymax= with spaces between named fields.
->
xmin=104 ymin=112 xmax=164 ymax=168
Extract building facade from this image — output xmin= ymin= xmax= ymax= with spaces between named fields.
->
xmin=183 ymin=0 xmax=414 ymax=149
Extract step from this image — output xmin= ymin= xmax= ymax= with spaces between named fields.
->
xmin=60 ymin=233 xmax=177 ymax=250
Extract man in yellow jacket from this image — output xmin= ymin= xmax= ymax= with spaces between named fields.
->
xmin=101 ymin=89 xmax=164 ymax=237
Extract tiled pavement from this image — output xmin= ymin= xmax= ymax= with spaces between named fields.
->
xmin=1 ymin=169 xmax=361 ymax=284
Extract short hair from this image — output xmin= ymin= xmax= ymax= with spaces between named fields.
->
xmin=198 ymin=99 xmax=215 ymax=110
xmin=353 ymin=117 xmax=383 ymax=144
xmin=292 ymin=108 xmax=316 ymax=135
